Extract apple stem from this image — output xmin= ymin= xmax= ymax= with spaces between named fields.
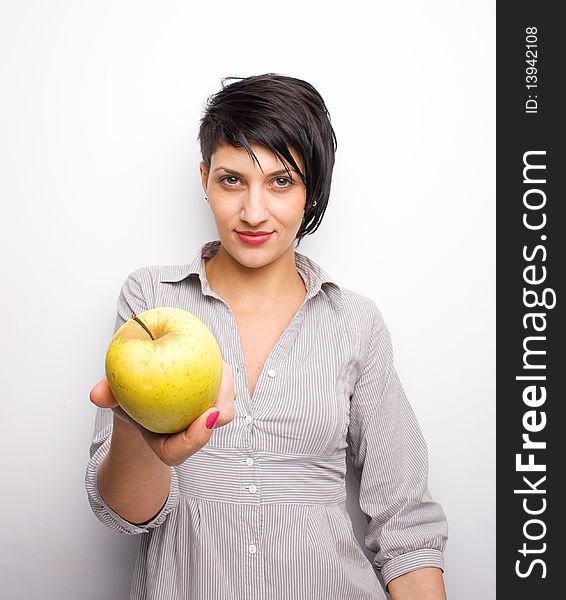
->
xmin=132 ymin=313 xmax=154 ymax=340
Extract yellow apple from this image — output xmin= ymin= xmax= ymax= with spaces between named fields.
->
xmin=105 ymin=307 xmax=223 ymax=434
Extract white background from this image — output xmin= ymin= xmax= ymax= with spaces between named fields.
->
xmin=0 ymin=1 xmax=495 ymax=598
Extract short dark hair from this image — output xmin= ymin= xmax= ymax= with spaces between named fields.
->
xmin=198 ymin=73 xmax=337 ymax=244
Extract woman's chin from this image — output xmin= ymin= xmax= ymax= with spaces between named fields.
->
xmin=221 ymin=237 xmax=294 ymax=270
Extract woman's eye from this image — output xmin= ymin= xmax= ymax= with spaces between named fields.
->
xmin=274 ymin=177 xmax=292 ymax=188
xmin=220 ymin=175 xmax=292 ymax=188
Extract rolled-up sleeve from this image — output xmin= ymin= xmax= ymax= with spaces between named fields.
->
xmin=347 ymin=303 xmax=448 ymax=588
xmin=85 ymin=268 xmax=180 ymax=535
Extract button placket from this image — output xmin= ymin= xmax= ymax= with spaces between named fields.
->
xmin=246 ymin=454 xmax=258 ymax=496
xmin=244 ymin=451 xmax=257 ymax=499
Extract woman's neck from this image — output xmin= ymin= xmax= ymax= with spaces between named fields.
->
xmin=204 ymin=244 xmax=306 ymax=312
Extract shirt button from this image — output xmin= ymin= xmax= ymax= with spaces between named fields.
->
xmin=248 ymin=484 xmax=257 ymax=493
xmin=244 ymin=415 xmax=253 ymax=425
xmin=248 ymin=544 xmax=257 ymax=554
xmin=245 ymin=458 xmax=254 ymax=466
xmin=267 ymin=369 xmax=276 ymax=378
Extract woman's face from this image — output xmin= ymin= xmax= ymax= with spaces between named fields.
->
xmin=200 ymin=143 xmax=307 ymax=270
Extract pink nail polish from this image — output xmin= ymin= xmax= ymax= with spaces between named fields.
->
xmin=206 ymin=410 xmax=221 ymax=430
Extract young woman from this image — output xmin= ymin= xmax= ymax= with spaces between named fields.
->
xmin=87 ymin=73 xmax=448 ymax=600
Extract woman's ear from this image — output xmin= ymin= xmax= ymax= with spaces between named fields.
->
xmin=199 ymin=161 xmax=208 ymax=193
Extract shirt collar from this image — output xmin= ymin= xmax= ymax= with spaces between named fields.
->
xmin=159 ymin=240 xmax=342 ymax=309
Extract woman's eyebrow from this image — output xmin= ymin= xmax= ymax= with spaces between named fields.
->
xmin=213 ymin=167 xmax=294 ymax=177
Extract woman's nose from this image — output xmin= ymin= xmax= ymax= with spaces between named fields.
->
xmin=240 ymin=188 xmax=269 ymax=225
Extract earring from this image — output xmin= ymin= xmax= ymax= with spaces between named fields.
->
xmin=312 ymin=200 xmax=317 ymax=207
xmin=204 ymin=195 xmax=209 ymax=203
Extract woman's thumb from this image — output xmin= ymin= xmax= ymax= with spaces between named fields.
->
xmin=204 ymin=408 xmax=221 ymax=431
xmin=184 ymin=408 xmax=220 ymax=448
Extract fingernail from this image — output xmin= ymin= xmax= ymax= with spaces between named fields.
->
xmin=206 ymin=410 xmax=221 ymax=430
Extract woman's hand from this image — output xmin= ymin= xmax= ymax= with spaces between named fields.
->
xmin=90 ymin=361 xmax=236 ymax=467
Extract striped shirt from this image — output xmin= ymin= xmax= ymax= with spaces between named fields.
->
xmin=86 ymin=240 xmax=448 ymax=600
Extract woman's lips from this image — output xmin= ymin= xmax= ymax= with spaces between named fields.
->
xmin=235 ymin=231 xmax=273 ymax=245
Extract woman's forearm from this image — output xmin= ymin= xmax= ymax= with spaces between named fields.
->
xmin=387 ymin=567 xmax=447 ymax=600
xmin=97 ymin=415 xmax=172 ymax=525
